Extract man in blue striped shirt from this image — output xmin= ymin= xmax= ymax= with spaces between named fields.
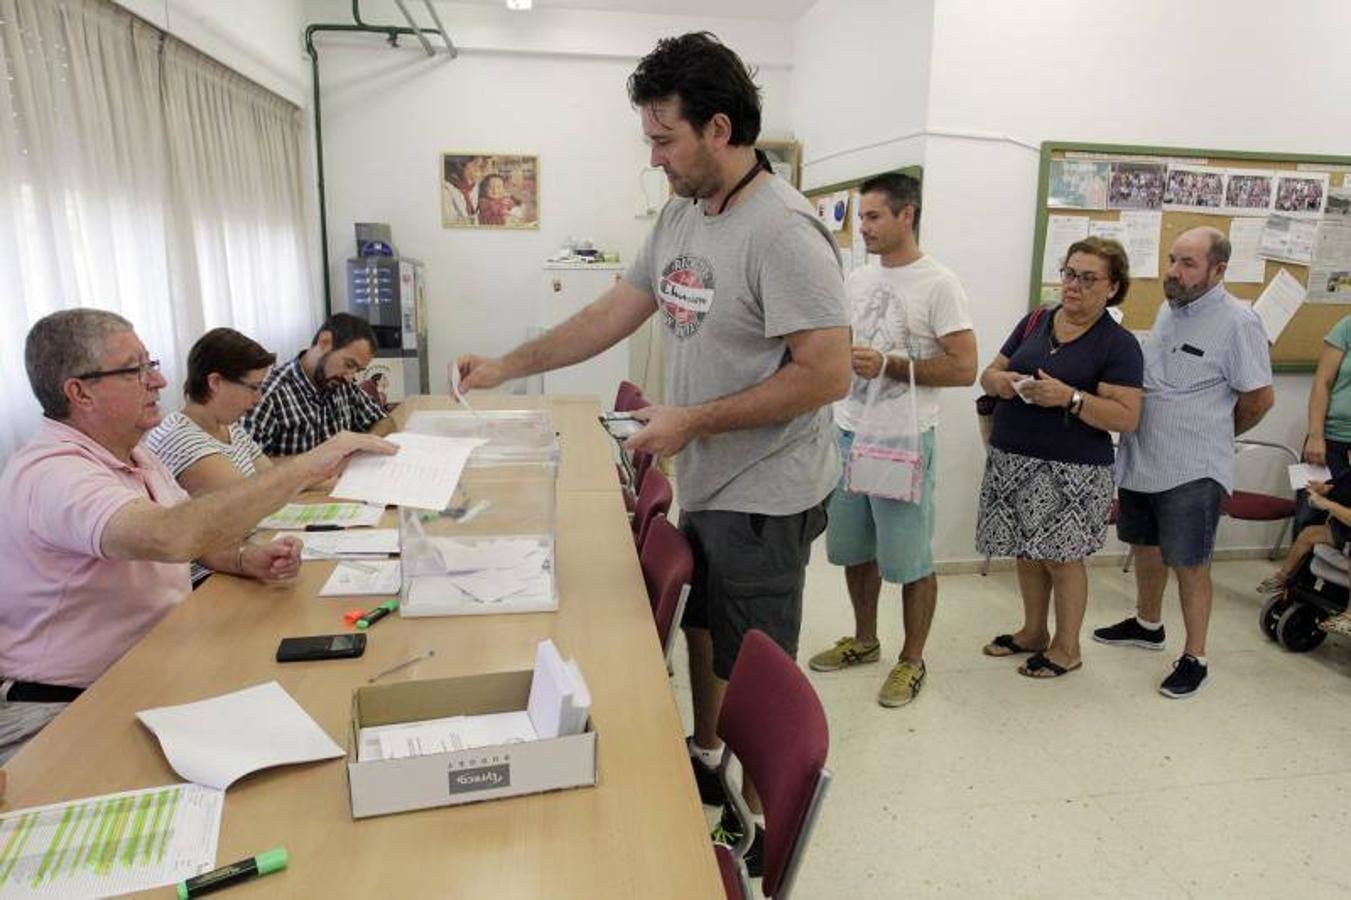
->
xmin=1093 ymin=227 xmax=1274 ymax=698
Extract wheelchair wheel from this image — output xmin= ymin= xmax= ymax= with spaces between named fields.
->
xmin=1259 ymin=594 xmax=1289 ymax=641
xmin=1276 ymin=603 xmax=1328 ymax=653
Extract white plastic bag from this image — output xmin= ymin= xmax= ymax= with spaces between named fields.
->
xmin=845 ymin=353 xmax=923 ymax=502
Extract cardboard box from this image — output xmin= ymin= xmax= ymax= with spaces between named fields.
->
xmin=347 ymin=669 xmax=597 ymax=818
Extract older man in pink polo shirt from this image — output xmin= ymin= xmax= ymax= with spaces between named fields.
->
xmin=0 ymin=309 xmax=396 ymax=762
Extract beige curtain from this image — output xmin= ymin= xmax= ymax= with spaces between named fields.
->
xmin=0 ymin=0 xmax=316 ymax=459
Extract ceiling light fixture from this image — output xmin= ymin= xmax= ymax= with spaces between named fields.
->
xmin=506 ymin=0 xmax=533 ymax=9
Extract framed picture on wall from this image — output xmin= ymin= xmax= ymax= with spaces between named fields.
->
xmin=757 ymin=140 xmax=801 ymax=189
xmin=441 ymin=152 xmax=540 ymax=229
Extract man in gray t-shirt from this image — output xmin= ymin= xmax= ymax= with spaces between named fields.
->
xmin=457 ymin=33 xmax=849 ymax=860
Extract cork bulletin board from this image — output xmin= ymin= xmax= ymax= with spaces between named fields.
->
xmin=1030 ymin=142 xmax=1351 ymax=372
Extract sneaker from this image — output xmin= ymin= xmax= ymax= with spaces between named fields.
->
xmin=688 ymin=740 xmax=727 ymax=807
xmin=1159 ymin=654 xmax=1208 ymax=699
xmin=1092 ymin=616 xmax=1166 ymax=650
xmin=711 ymin=806 xmax=765 ymax=879
xmin=808 ymin=636 xmax=881 ymax=672
xmin=877 ymin=659 xmax=925 ymax=708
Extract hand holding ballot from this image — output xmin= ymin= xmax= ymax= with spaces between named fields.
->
xmin=454 ymin=354 xmax=509 ymax=391
xmin=1017 ymin=369 xmax=1075 ymax=408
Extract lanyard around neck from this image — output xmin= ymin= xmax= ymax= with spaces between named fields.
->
xmin=714 ymin=150 xmax=772 ymax=215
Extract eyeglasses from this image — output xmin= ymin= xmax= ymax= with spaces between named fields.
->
xmin=228 ymin=377 xmax=266 ymax=394
xmin=73 ymin=359 xmax=161 ymax=385
xmin=1059 ymin=267 xmax=1105 ymax=288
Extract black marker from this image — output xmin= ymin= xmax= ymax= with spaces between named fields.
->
xmin=177 ymin=847 xmax=287 ymax=898
xmin=304 ymin=524 xmax=343 ymax=532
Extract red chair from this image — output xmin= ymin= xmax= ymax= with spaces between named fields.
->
xmin=632 ymin=467 xmax=673 ymax=548
xmin=614 ymin=380 xmax=649 ymax=413
xmin=713 ymin=630 xmax=831 ymax=899
xmin=613 ymin=381 xmax=653 ymax=503
xmin=638 ymin=517 xmax=692 ymax=666
xmin=1225 ymin=439 xmax=1299 ymax=559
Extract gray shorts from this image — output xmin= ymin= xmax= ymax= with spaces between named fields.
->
xmin=0 ymin=700 xmax=67 ymax=764
xmin=679 ymin=502 xmax=828 ymax=680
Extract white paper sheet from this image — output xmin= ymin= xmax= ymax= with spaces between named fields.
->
xmin=526 ymin=641 xmax=574 ymax=740
xmin=319 ymin=560 xmax=402 ymax=596
xmin=815 ymin=191 xmax=850 ymax=232
xmin=363 ymin=711 xmax=539 ymax=762
xmin=257 ymin=501 xmax=385 ymax=530
xmin=1288 ymin=463 xmax=1333 ymax=491
xmin=1252 ymin=268 xmax=1307 ymax=343
xmin=1307 ymin=219 xmax=1351 ymax=303
xmin=1089 ymin=212 xmax=1161 ymax=279
xmin=1226 ymin=217 xmax=1269 ymax=283
xmin=1259 ymin=214 xmax=1317 ymax=264
xmin=275 ymin=528 xmax=399 ymax=559
xmin=0 ymin=784 xmax=222 ymax=900
xmin=1042 ymin=215 xmax=1090 ymax=283
xmin=332 ymin=433 xmax=486 ymax=511
xmin=136 ymin=682 xmax=343 ymax=791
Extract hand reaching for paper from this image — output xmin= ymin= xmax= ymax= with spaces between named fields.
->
xmin=301 ymin=431 xmax=399 ymax=482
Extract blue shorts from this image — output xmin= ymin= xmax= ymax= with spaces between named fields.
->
xmin=826 ymin=427 xmax=936 ymax=585
xmin=1116 ymin=478 xmax=1225 ymax=568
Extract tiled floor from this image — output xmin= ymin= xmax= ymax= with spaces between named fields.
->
xmin=671 ymin=550 xmax=1351 ymax=899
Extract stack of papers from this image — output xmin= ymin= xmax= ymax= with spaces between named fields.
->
xmin=0 ymin=784 xmax=223 ymax=899
xmin=136 ymin=682 xmax=344 ymax=790
xmin=319 ymin=559 xmax=402 ymax=596
xmin=527 ymin=640 xmax=591 ymax=740
xmin=357 ymin=711 xmax=537 ymax=763
xmin=332 ymin=433 xmax=486 ymax=511
xmin=258 ymin=501 xmax=385 ymax=530
xmin=1289 ymin=462 xmax=1333 ymax=490
xmin=275 ymin=528 xmax=399 ymax=559
xmin=403 ymin=537 xmax=555 ymax=616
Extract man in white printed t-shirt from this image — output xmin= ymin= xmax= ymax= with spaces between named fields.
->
xmin=808 ymin=173 xmax=978 ymax=708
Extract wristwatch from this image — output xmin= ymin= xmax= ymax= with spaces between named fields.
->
xmin=1068 ymin=389 xmax=1084 ymax=418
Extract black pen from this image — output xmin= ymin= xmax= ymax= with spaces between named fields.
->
xmin=305 ymin=524 xmax=343 ymax=532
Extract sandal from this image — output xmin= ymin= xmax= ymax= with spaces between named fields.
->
xmin=1256 ymin=572 xmax=1292 ymax=594
xmin=1017 ymin=652 xmax=1082 ymax=679
xmin=1319 ymin=613 xmax=1351 ymax=637
xmin=983 ymin=633 xmax=1046 ymax=657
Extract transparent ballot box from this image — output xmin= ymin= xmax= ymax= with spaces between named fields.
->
xmin=399 ymin=412 xmax=559 ymax=617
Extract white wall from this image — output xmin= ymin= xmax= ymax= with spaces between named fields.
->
xmin=798 ymin=0 xmax=1351 ymax=563
xmin=790 ymin=0 xmax=934 ymax=191
xmin=315 ymin=4 xmax=792 ymax=389
xmin=113 ymin=0 xmax=309 ymax=104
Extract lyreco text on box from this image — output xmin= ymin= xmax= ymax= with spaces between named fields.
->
xmin=346 ymin=669 xmax=597 ymax=818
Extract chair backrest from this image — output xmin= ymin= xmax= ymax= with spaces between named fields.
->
xmin=718 ymin=630 xmax=831 ymax=898
xmin=614 ymin=380 xmax=649 ymax=413
xmin=632 ymin=467 xmax=672 ymax=548
xmin=638 ymin=517 xmax=693 ymax=661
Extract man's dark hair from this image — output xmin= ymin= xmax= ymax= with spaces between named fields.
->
xmin=860 ymin=172 xmax=922 ymax=230
xmin=312 ymin=312 xmax=377 ymax=352
xmin=627 ymin=32 xmax=762 ymax=146
xmin=184 ymin=328 xmax=276 ymax=403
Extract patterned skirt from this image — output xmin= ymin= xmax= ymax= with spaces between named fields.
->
xmin=975 ymin=447 xmax=1115 ymax=562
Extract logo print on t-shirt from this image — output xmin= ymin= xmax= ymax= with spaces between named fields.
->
xmin=657 ymin=254 xmax=715 ymax=338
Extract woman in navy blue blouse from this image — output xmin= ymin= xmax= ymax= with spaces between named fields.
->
xmin=976 ymin=237 xmax=1145 ymax=678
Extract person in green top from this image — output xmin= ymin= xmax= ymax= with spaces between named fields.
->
xmin=1304 ymin=314 xmax=1351 ymax=477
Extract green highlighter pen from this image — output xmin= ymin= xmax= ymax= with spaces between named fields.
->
xmin=177 ymin=847 xmax=287 ymax=898
xmin=356 ymin=599 xmax=399 ymax=630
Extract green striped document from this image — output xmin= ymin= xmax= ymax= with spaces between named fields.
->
xmin=0 ymin=784 xmax=221 ymax=899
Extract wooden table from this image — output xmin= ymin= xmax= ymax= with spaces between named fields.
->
xmin=2 ymin=396 xmax=722 ymax=898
